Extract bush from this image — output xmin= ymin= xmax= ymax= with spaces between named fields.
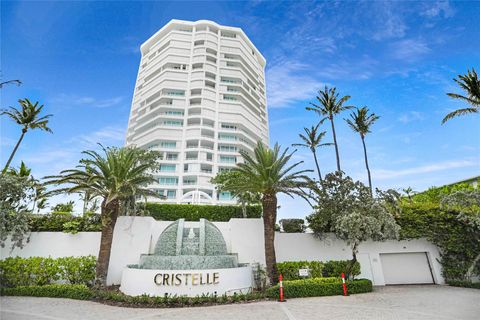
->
xmin=1 ymin=284 xmax=93 ymax=300
xmin=277 ymin=261 xmax=324 ymax=280
xmin=0 ymin=256 xmax=96 ymax=288
xmin=279 ymin=219 xmax=306 ymax=233
xmin=323 ymin=260 xmax=361 ymax=278
xmin=447 ymin=280 xmax=480 ymax=289
xmin=145 ymin=203 xmax=262 ymax=221
xmin=276 ymin=260 xmax=361 ymax=280
xmin=28 ymin=213 xmax=102 ymax=233
xmin=265 ymin=278 xmax=372 ymax=298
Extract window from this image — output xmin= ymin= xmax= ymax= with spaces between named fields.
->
xmin=160 ymin=141 xmax=176 ymax=148
xmin=219 ymin=134 xmax=236 ymax=141
xmin=218 ymin=145 xmax=237 ymax=152
xmin=166 ymin=153 xmax=178 ymax=160
xmin=183 ymin=177 xmax=197 ymax=185
xmin=165 ymin=111 xmax=184 ymax=116
xmin=167 ymin=190 xmax=176 ymax=199
xmin=219 ymin=192 xmax=233 ymax=200
xmin=165 ymin=90 xmax=185 ymax=96
xmin=218 ymin=167 xmax=232 ymax=173
xmin=223 ymin=95 xmax=237 ymax=101
xmin=220 ymin=155 xmax=236 ymax=163
xmin=163 ymin=120 xmax=183 ymax=126
xmin=159 ymin=164 xmax=176 ymax=172
xmin=221 ymin=123 xmax=236 ymax=130
xmin=221 ymin=31 xmax=236 ymax=38
xmin=159 ymin=177 xmax=178 ymax=185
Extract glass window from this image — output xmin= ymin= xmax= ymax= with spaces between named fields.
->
xmin=220 ymin=156 xmax=236 ymax=163
xmin=159 ymin=177 xmax=178 ymax=185
xmin=164 ymin=120 xmax=183 ymax=126
xmin=167 ymin=190 xmax=176 ymax=199
xmin=160 ymin=141 xmax=176 ymax=148
xmin=219 ymin=134 xmax=236 ymax=141
xmin=159 ymin=164 xmax=176 ymax=172
xmin=219 ymin=192 xmax=233 ymax=200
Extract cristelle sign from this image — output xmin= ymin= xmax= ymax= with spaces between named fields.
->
xmin=154 ymin=272 xmax=219 ymax=286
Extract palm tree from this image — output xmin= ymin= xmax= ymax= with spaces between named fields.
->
xmin=7 ymin=161 xmax=32 ymax=178
xmin=345 ymin=106 xmax=380 ymax=195
xmin=1 ymin=99 xmax=52 ymax=174
xmin=442 ymin=68 xmax=480 ymax=124
xmin=43 ymin=146 xmax=160 ymax=286
xmin=230 ymin=142 xmax=312 ymax=284
xmin=306 ymin=86 xmax=352 ymax=172
xmin=293 ymin=123 xmax=333 ymax=182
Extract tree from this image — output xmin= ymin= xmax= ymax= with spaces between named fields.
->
xmin=442 ymin=68 xmax=480 ymax=124
xmin=220 ymin=142 xmax=311 ymax=284
xmin=306 ymin=86 xmax=352 ymax=172
xmin=0 ymin=175 xmax=33 ymax=250
xmin=292 ymin=123 xmax=333 ymax=182
xmin=7 ymin=161 xmax=32 ymax=178
xmin=51 ymin=201 xmax=75 ymax=213
xmin=307 ymin=172 xmax=400 ymax=278
xmin=345 ymin=107 xmax=380 ymax=194
xmin=1 ymin=99 xmax=53 ymax=174
xmin=43 ymin=146 xmax=160 ymax=286
xmin=211 ymin=170 xmax=260 ymax=217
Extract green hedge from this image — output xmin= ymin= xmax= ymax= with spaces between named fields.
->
xmin=145 ymin=203 xmax=262 ymax=221
xmin=28 ymin=213 xmax=102 ymax=232
xmin=0 ymin=256 xmax=96 ymax=287
xmin=279 ymin=219 xmax=306 ymax=233
xmin=1 ymin=284 xmax=93 ymax=300
xmin=266 ymin=278 xmax=372 ymax=298
xmin=447 ymin=280 xmax=480 ymax=289
xmin=277 ymin=260 xmax=361 ymax=280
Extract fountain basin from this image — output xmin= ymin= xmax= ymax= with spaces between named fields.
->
xmin=120 ymin=265 xmax=253 ymax=297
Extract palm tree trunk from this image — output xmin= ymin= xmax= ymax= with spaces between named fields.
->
xmin=95 ymin=198 xmax=119 ymax=287
xmin=361 ymin=136 xmax=373 ymax=196
xmin=329 ymin=116 xmax=341 ymax=172
xmin=262 ymin=192 xmax=278 ymax=285
xmin=312 ymin=149 xmax=322 ymax=182
xmin=2 ymin=129 xmax=27 ymax=174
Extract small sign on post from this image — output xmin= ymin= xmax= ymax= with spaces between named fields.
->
xmin=298 ymin=268 xmax=310 ymax=277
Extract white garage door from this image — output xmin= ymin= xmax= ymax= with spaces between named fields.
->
xmin=380 ymin=252 xmax=434 ymax=285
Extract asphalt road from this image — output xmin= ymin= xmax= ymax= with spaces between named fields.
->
xmin=1 ymin=285 xmax=479 ymax=320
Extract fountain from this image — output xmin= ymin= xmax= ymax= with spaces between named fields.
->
xmin=120 ymin=219 xmax=253 ymax=297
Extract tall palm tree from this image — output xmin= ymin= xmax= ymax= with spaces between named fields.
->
xmin=345 ymin=106 xmax=380 ymax=195
xmin=306 ymin=86 xmax=352 ymax=172
xmin=43 ymin=146 xmax=160 ymax=286
xmin=1 ymin=99 xmax=52 ymax=174
xmin=293 ymin=123 xmax=333 ymax=182
xmin=442 ymin=68 xmax=480 ymax=124
xmin=229 ymin=142 xmax=311 ymax=284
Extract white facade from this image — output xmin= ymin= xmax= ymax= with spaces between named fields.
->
xmin=1 ymin=217 xmax=445 ymax=287
xmin=125 ymin=20 xmax=269 ymax=204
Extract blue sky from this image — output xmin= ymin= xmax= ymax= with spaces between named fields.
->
xmin=1 ymin=1 xmax=479 ymax=218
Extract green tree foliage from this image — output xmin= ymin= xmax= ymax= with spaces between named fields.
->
xmin=220 ymin=142 xmax=311 ymax=284
xmin=306 ymin=86 xmax=352 ymax=172
xmin=145 ymin=203 xmax=262 ymax=221
xmin=292 ymin=123 xmax=333 ymax=182
xmin=442 ymin=68 xmax=480 ymax=124
xmin=345 ymin=106 xmax=380 ymax=194
xmin=51 ymin=201 xmax=75 ymax=213
xmin=1 ymin=99 xmax=53 ymax=174
xmin=307 ymin=172 xmax=400 ymax=278
xmin=279 ymin=218 xmax=306 ymax=233
xmin=0 ymin=175 xmax=33 ymax=250
xmin=43 ymin=146 xmax=160 ymax=286
xmin=211 ymin=170 xmax=261 ymax=217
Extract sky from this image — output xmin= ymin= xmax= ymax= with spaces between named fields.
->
xmin=1 ymin=0 xmax=479 ymax=219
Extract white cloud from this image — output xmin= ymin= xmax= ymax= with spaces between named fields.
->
xmin=398 ymin=111 xmax=424 ymax=124
xmin=266 ymin=60 xmax=324 ymax=108
xmin=52 ymin=94 xmax=124 ymax=108
xmin=73 ymin=126 xmax=126 ymax=148
xmin=390 ymin=39 xmax=430 ymax=61
xmin=374 ymin=159 xmax=479 ymax=180
xmin=421 ymin=1 xmax=455 ymax=18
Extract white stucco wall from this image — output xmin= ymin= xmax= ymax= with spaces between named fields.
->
xmin=1 ymin=217 xmax=444 ymax=286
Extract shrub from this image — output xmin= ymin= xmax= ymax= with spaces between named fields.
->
xmin=446 ymin=280 xmax=480 ymax=289
xmin=323 ymin=260 xmax=361 ymax=278
xmin=277 ymin=261 xmax=324 ymax=280
xmin=0 ymin=256 xmax=96 ymax=287
xmin=1 ymin=284 xmax=93 ymax=300
xmin=145 ymin=203 xmax=262 ymax=221
xmin=28 ymin=213 xmax=102 ymax=233
xmin=265 ymin=278 xmax=372 ymax=298
xmin=279 ymin=219 xmax=306 ymax=233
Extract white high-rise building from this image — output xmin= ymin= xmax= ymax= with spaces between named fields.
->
xmin=126 ymin=20 xmax=269 ymax=204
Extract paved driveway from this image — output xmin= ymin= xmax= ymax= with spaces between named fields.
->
xmin=1 ymin=285 xmax=479 ymax=320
